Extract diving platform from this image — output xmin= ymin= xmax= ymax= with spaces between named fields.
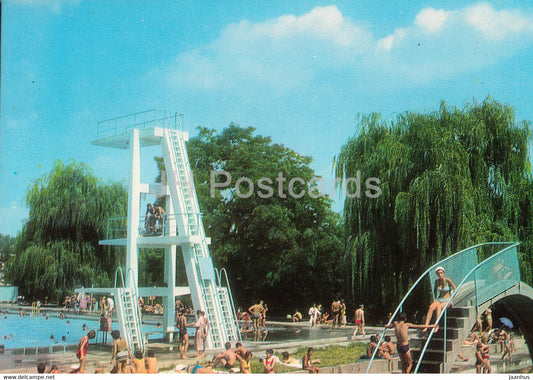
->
xmin=76 ymin=287 xmax=192 ymax=298
xmin=99 ymin=235 xmax=211 ymax=247
xmin=89 ymin=109 xmax=241 ymax=351
xmin=91 ymin=109 xmax=187 ymax=149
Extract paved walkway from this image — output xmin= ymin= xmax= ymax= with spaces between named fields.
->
xmin=0 ymin=320 xmax=530 ymax=374
xmin=0 ymin=322 xmax=375 ymax=374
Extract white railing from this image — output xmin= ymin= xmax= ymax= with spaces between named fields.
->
xmin=96 ymin=109 xmax=183 ymax=139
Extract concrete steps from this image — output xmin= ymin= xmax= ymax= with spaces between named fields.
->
xmin=411 ymin=306 xmax=477 ymax=373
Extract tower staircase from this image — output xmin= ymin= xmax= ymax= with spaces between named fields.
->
xmin=410 ymin=306 xmax=477 ymax=373
xmin=162 ymin=128 xmax=240 ymax=349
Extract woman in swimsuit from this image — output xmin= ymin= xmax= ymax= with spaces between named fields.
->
xmin=262 ymin=349 xmax=276 ymax=374
xmin=483 ymin=308 xmax=492 ymax=332
xmin=76 ymin=330 xmax=95 ymax=373
xmin=193 ymin=310 xmax=208 ymax=358
xmin=475 ymin=341 xmax=484 ymax=373
xmin=481 ymin=335 xmax=491 ymax=373
xmin=175 ymin=363 xmax=216 ymax=374
xmin=423 ymin=266 xmax=456 ymax=332
xmin=500 ymin=329 xmax=512 ymax=361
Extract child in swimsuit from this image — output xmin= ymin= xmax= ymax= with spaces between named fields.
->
xmin=481 ymin=335 xmax=491 ymax=373
xmin=240 ymin=351 xmax=253 ymax=374
xmin=132 ymin=350 xmax=146 ymax=374
xmin=110 ymin=330 xmax=131 ymax=374
xmin=145 ymin=350 xmax=158 ymax=373
xmin=386 ymin=312 xmax=436 ymax=373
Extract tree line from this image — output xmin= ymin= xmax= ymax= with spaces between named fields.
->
xmin=3 ymin=98 xmax=532 ymax=320
xmin=335 ymin=98 xmax=533 ymax=318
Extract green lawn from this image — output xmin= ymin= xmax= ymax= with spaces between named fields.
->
xmin=249 ymin=342 xmax=367 ymax=374
xmin=163 ymin=342 xmax=367 ymax=374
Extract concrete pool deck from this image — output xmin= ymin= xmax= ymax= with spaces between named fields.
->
xmin=0 ymin=319 xmax=530 ymax=374
xmin=0 ymin=321 xmax=385 ymax=373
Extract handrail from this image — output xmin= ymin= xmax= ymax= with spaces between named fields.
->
xmin=98 ymin=109 xmax=165 ymax=125
xmin=365 ymin=242 xmax=516 ymax=373
xmin=413 ymin=243 xmax=519 ymax=373
xmin=97 ymin=109 xmax=181 ymax=138
xmin=214 ymin=268 xmax=221 ymax=287
xmin=106 ymin=217 xmax=128 ymax=240
xmin=114 ymin=267 xmax=145 ymax=352
xmin=138 ymin=213 xmax=203 ymax=236
xmin=114 ymin=267 xmax=125 ymax=288
xmin=365 ymin=244 xmax=479 ymax=373
xmin=126 ymin=267 xmax=139 ymax=294
xmin=220 ymin=268 xmax=242 ymax=341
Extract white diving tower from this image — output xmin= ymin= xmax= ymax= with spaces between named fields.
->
xmin=84 ymin=109 xmax=240 ymax=351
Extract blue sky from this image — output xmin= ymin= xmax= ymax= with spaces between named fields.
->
xmin=2 ymin=0 xmax=533 ymax=236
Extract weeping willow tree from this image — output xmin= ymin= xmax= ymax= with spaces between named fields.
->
xmin=335 ymin=98 xmax=533 ymax=317
xmin=5 ymin=160 xmax=127 ymax=302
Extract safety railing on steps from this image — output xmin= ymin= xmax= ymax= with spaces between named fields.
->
xmin=220 ymin=268 xmax=242 ymax=341
xmin=413 ymin=243 xmax=519 ymax=373
xmin=366 ymin=242 xmax=518 ymax=373
xmin=114 ymin=267 xmax=145 ymax=354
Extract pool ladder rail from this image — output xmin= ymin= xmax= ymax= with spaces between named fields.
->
xmin=30 ymin=301 xmax=41 ymax=316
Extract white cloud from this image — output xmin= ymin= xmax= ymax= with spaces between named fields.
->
xmin=415 ymin=8 xmax=451 ymax=33
xmin=463 ymin=2 xmax=533 ymax=40
xmin=376 ymin=29 xmax=406 ymax=52
xmin=373 ymin=2 xmax=533 ymax=83
xmin=162 ymin=3 xmax=533 ymax=91
xmin=165 ymin=5 xmax=373 ymax=92
xmin=252 ymin=5 xmax=363 ymax=47
xmin=10 ymin=0 xmax=81 ymax=14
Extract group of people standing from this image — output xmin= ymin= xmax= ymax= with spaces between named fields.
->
xmin=237 ymin=301 xmax=268 ymax=335
xmin=75 ymin=328 xmax=158 ymax=374
xmin=176 ymin=309 xmax=210 ymax=359
xmin=62 ymin=292 xmax=93 ymax=313
xmin=61 ymin=292 xmax=114 ymax=315
xmin=299 ymin=301 xmax=364 ymax=337
xmin=144 ymin=203 xmax=166 ymax=235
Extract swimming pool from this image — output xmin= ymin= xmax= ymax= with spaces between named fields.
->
xmin=240 ymin=324 xmax=354 ymax=343
xmin=0 ymin=313 xmax=178 ymax=350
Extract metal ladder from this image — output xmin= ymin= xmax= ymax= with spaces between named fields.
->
xmin=114 ymin=268 xmax=145 ymax=354
xmin=165 ymin=128 xmax=241 ymax=348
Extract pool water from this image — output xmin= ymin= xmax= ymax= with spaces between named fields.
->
xmin=240 ymin=325 xmax=355 ymax=343
xmin=0 ymin=314 xmax=170 ymax=350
